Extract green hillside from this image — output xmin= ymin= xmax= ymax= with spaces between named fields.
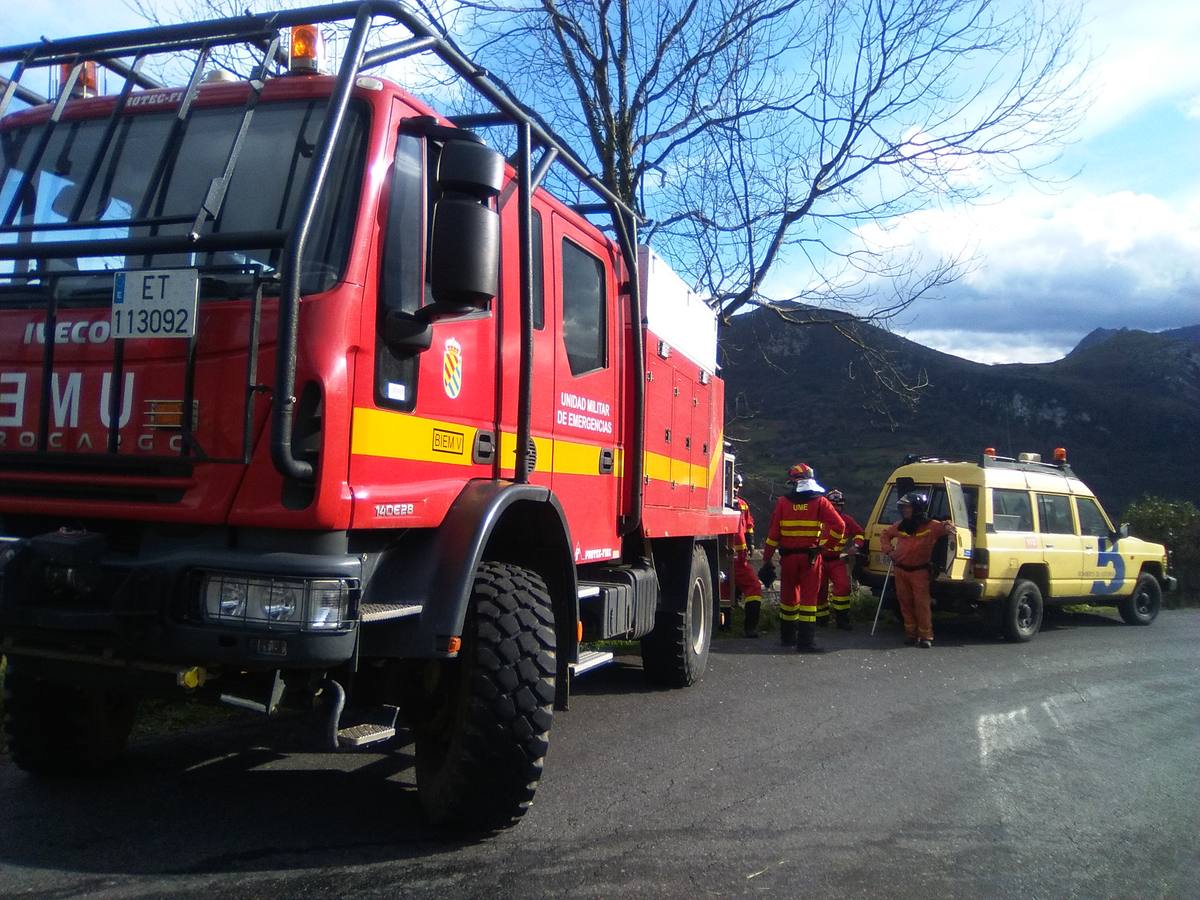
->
xmin=720 ymin=309 xmax=1200 ymax=529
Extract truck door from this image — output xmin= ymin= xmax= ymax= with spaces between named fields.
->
xmin=1036 ymin=492 xmax=1085 ymax=596
xmin=550 ymin=220 xmax=621 ymax=563
xmin=937 ymin=477 xmax=975 ymax=581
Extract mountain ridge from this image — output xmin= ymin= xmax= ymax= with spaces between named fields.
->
xmin=719 ymin=310 xmax=1200 ymax=527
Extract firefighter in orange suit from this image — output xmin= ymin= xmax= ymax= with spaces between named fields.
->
xmin=730 ymin=474 xmax=765 ymax=637
xmin=757 ymin=464 xmax=845 ymax=653
xmin=879 ymin=492 xmax=951 ymax=648
xmin=818 ymin=489 xmax=865 ymax=631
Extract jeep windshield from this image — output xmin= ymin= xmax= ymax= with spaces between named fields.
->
xmin=0 ymin=97 xmax=365 ymax=303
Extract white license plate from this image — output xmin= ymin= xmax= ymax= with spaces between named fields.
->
xmin=112 ymin=269 xmax=198 ymax=339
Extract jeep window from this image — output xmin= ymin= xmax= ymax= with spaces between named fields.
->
xmin=1036 ymin=493 xmax=1075 ymax=535
xmin=875 ymin=483 xmax=977 ymax=527
xmin=1075 ymin=497 xmax=1112 ymax=537
xmin=992 ymin=488 xmax=1033 ymax=532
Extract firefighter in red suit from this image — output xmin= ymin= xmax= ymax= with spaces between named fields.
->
xmin=730 ymin=474 xmax=765 ymax=637
xmin=758 ymin=464 xmax=845 ymax=653
xmin=818 ymin=489 xmax=865 ymax=631
xmin=880 ymin=492 xmax=951 ymax=648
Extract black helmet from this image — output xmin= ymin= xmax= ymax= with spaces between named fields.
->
xmin=898 ymin=492 xmax=928 ymax=515
xmin=828 ymin=489 xmax=844 ymax=506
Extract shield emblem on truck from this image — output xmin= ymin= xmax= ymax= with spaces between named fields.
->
xmin=442 ymin=338 xmax=463 ymax=399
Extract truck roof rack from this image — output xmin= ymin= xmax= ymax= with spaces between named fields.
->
xmin=0 ymin=2 xmax=649 ymax=528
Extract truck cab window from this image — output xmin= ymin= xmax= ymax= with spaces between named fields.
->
xmin=376 ymin=133 xmax=424 ymax=409
xmin=532 ymin=209 xmax=544 ymax=330
xmin=561 ymin=238 xmax=606 ymax=375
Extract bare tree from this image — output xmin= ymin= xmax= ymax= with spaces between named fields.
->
xmin=124 ymin=0 xmax=1086 ymax=405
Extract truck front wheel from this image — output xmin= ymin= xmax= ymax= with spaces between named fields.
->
xmin=414 ymin=562 xmax=556 ymax=830
xmin=2 ymin=659 xmax=137 ymax=775
xmin=641 ymin=545 xmax=713 ymax=687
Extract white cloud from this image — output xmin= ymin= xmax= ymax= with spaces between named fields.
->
xmin=1074 ymin=0 xmax=1200 ymax=137
xmin=857 ymin=187 xmax=1200 ymax=363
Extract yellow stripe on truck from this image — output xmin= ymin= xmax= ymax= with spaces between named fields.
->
xmin=351 ymin=407 xmax=716 ymax=486
xmin=351 ymin=408 xmax=479 ymax=466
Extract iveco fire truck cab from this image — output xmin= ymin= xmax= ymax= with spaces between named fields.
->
xmin=0 ymin=3 xmax=738 ymax=828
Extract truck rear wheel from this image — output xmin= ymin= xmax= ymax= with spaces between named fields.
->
xmin=2 ymin=659 xmax=137 ymax=775
xmin=641 ymin=546 xmax=713 ymax=687
xmin=1118 ymin=573 xmax=1161 ymax=626
xmin=1003 ymin=579 xmax=1043 ymax=642
xmin=414 ymin=562 xmax=556 ymax=830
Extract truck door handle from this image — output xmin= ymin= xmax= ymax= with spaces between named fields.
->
xmin=599 ymin=447 xmax=614 ymax=474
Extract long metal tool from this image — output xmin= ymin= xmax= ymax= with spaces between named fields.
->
xmin=870 ymin=559 xmax=894 ymax=636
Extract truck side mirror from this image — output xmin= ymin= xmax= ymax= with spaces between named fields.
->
xmin=1116 ymin=522 xmax=1130 ymax=540
xmin=429 ymin=140 xmax=503 ymax=310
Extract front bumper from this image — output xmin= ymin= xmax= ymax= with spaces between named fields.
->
xmin=0 ymin=532 xmax=361 ymax=671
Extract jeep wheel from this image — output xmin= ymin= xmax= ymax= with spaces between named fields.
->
xmin=414 ymin=562 xmax=556 ymax=830
xmin=1003 ymin=579 xmax=1043 ymax=642
xmin=2 ymin=659 xmax=137 ymax=775
xmin=1118 ymin=573 xmax=1161 ymax=626
xmin=641 ymin=546 xmax=713 ymax=687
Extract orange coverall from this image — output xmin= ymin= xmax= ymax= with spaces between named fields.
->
xmin=820 ymin=512 xmax=865 ymax=621
xmin=731 ymin=496 xmax=763 ymax=603
xmin=880 ymin=517 xmax=951 ymax=641
xmin=763 ymin=495 xmax=845 ymax=626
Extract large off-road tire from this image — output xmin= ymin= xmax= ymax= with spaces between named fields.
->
xmin=641 ymin=546 xmax=713 ymax=687
xmin=414 ymin=562 xmax=556 ymax=830
xmin=1118 ymin=572 xmax=1162 ymax=626
xmin=2 ymin=659 xmax=137 ymax=775
xmin=1003 ymin=578 xmax=1043 ymax=642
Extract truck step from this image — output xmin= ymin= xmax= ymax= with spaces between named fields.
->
xmin=337 ymin=706 xmax=400 ymax=748
xmin=569 ymin=649 xmax=614 ymax=676
xmin=360 ymin=603 xmax=421 ymax=623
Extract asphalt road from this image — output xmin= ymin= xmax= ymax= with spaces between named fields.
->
xmin=2 ymin=609 xmax=1199 ymax=899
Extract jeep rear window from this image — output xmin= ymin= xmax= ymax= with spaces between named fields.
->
xmin=875 ymin=483 xmax=978 ymax=528
xmin=992 ymin=488 xmax=1033 ymax=532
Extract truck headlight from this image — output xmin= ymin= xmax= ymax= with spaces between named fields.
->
xmin=201 ymin=573 xmax=357 ymax=631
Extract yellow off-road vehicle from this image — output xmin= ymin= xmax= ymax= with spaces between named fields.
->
xmin=859 ymin=450 xmax=1177 ymax=641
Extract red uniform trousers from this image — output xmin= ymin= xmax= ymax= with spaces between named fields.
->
xmin=733 ymin=554 xmax=763 ymax=602
xmin=818 ymin=555 xmax=853 ymax=620
xmin=778 ymin=552 xmax=823 ymax=624
xmin=893 ymin=565 xmax=934 ymax=640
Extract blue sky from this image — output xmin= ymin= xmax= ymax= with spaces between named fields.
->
xmin=3 ymin=0 xmax=1198 ymax=364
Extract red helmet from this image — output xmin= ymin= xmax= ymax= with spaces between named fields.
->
xmin=787 ymin=463 xmax=815 ymax=483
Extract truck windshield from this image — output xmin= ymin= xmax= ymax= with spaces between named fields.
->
xmin=0 ymin=98 xmax=366 ymax=300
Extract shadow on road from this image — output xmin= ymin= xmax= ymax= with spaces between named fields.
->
xmin=0 ymin=719 xmax=489 ymax=877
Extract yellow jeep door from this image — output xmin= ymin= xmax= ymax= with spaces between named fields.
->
xmin=939 ymin=477 xmax=975 ymax=581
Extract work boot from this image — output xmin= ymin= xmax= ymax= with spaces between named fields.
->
xmin=916 ymin=638 xmax=933 ymax=649
xmin=779 ymin=620 xmax=797 ymax=647
xmin=816 ymin=614 xmax=830 ymax=628
xmin=796 ymin=623 xmax=827 ymax=654
xmin=835 ymin=610 xmax=853 ymax=631
xmin=743 ymin=601 xmax=761 ymax=638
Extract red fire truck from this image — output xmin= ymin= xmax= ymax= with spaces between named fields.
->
xmin=0 ymin=3 xmax=738 ymax=827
